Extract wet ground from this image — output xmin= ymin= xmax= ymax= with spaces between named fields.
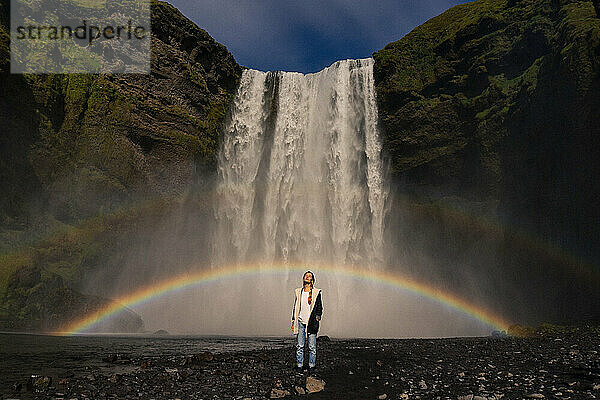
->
xmin=1 ymin=330 xmax=599 ymax=399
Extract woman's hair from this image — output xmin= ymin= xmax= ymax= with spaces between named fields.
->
xmin=303 ymin=270 xmax=315 ymax=304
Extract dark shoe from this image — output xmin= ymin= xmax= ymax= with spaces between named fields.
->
xmin=293 ymin=366 xmax=303 ymax=373
xmin=307 ymin=366 xmax=316 ymax=374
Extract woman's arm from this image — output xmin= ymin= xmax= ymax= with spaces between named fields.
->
xmin=314 ymin=291 xmax=323 ymax=321
xmin=291 ymin=293 xmax=297 ymax=327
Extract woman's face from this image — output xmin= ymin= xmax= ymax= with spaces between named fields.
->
xmin=303 ymin=272 xmax=313 ymax=284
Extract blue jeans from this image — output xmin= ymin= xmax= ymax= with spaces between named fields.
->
xmin=296 ymin=320 xmax=316 ymax=368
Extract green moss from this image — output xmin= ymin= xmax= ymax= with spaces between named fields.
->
xmin=64 ymin=0 xmax=107 ymax=8
xmin=0 ymin=252 xmax=32 ymax=296
xmin=385 ymin=0 xmax=506 ymax=51
xmin=203 ymin=95 xmax=231 ymax=146
xmin=374 ymin=0 xmax=512 ymax=93
xmin=508 ymin=322 xmax=597 ymax=337
xmin=536 ymin=322 xmax=578 ymax=335
xmin=475 ymin=107 xmax=492 ymax=120
xmin=155 ymin=94 xmax=234 ymax=168
xmin=0 ymin=25 xmax=9 ymax=71
xmin=187 ymin=64 xmax=209 ymax=92
xmin=163 ymin=129 xmax=203 ymax=150
xmin=33 ymin=223 xmax=101 ymax=282
xmin=60 ymin=75 xmax=96 ymax=132
xmin=560 ymin=2 xmax=600 ymax=40
xmin=373 ymin=0 xmax=564 ymax=97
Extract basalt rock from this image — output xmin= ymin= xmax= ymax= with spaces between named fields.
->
xmin=305 ymin=376 xmax=326 ymax=393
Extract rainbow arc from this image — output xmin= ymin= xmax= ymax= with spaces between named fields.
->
xmin=54 ymin=263 xmax=513 ymax=335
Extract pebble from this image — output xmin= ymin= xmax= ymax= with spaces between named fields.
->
xmin=270 ymin=388 xmax=291 ymax=398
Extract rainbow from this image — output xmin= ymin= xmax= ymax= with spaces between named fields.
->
xmin=54 ymin=263 xmax=513 ymax=335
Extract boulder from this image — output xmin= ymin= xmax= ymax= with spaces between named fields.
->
xmin=305 ymin=376 xmax=326 ymax=393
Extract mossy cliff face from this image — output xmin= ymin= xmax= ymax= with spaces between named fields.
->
xmin=374 ymin=0 xmax=600 ymax=323
xmin=0 ymin=0 xmax=241 ymax=331
xmin=1 ymin=0 xmax=241 ymax=224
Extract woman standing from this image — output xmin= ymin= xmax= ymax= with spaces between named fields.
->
xmin=291 ymin=270 xmax=323 ymax=373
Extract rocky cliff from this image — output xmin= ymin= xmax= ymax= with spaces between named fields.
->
xmin=0 ymin=0 xmax=241 ymax=331
xmin=374 ymin=0 xmax=600 ymax=323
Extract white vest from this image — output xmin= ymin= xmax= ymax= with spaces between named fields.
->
xmin=292 ymin=287 xmax=321 ymax=335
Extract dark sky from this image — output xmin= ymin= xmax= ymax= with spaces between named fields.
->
xmin=167 ymin=0 xmax=473 ymax=73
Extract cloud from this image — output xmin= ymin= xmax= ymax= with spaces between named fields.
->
xmin=167 ymin=0 xmax=471 ymax=73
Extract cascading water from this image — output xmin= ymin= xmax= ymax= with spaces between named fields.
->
xmin=212 ymin=58 xmax=387 ymax=268
xmin=189 ymin=58 xmax=396 ymax=336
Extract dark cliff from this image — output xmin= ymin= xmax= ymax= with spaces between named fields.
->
xmin=1 ymin=0 xmax=240 ymax=224
xmin=374 ymin=0 xmax=600 ymax=323
xmin=0 ymin=0 xmax=241 ymax=331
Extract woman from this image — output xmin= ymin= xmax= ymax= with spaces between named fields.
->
xmin=291 ymin=270 xmax=323 ymax=373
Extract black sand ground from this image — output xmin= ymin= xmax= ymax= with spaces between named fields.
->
xmin=3 ymin=330 xmax=600 ymax=399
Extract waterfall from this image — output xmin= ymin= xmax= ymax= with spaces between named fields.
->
xmin=212 ymin=58 xmax=387 ymax=268
xmin=106 ymin=59 xmax=497 ymax=337
xmin=136 ymin=60 xmax=493 ymax=337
